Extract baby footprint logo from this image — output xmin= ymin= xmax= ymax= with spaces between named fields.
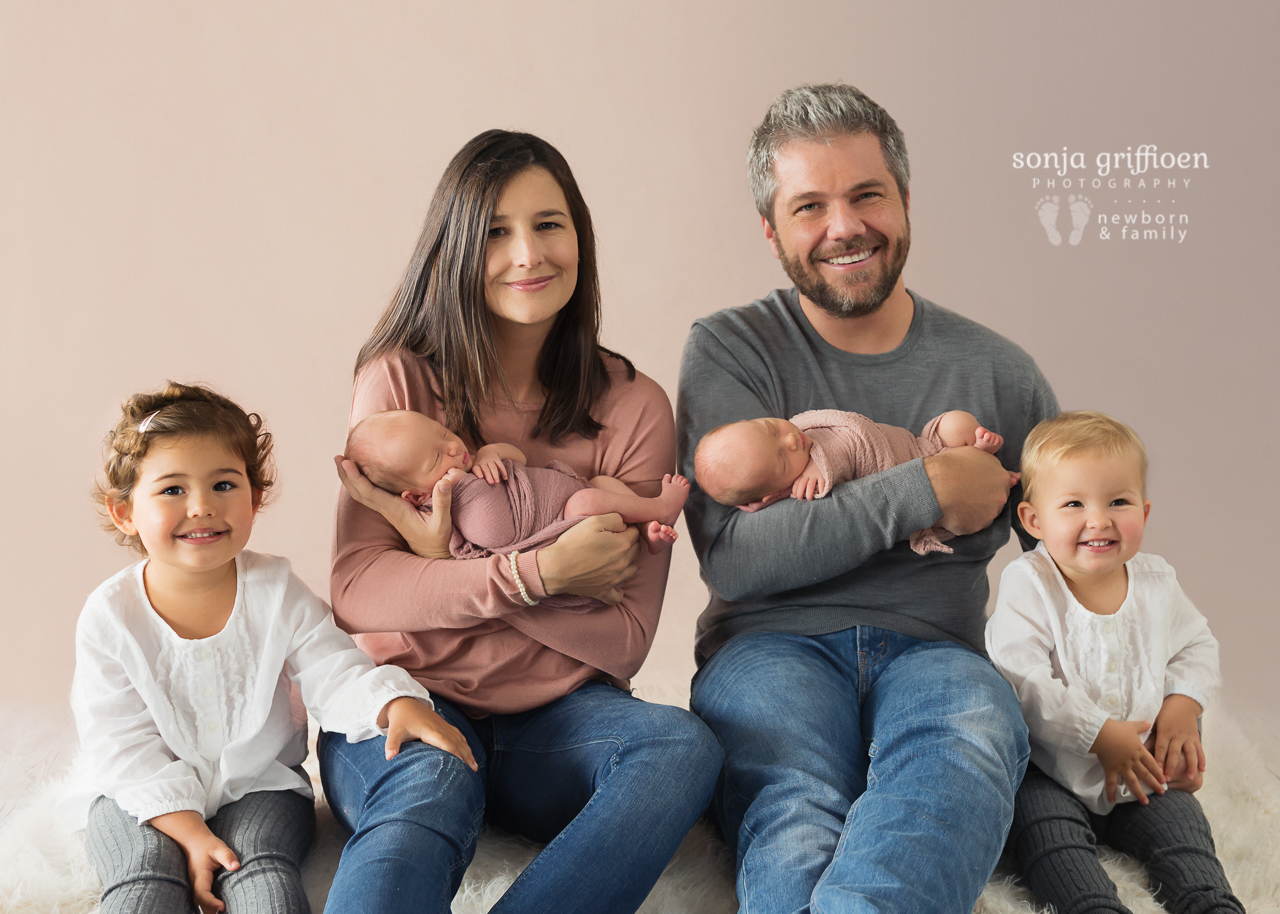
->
xmin=1067 ymin=194 xmax=1092 ymax=246
xmin=1035 ymin=196 xmax=1062 ymax=245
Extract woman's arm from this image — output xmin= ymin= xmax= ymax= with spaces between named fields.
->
xmin=503 ymin=369 xmax=675 ymax=680
xmin=332 ymin=358 xmax=548 ymax=633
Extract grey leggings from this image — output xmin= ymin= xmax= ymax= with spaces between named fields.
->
xmin=1009 ymin=763 xmax=1244 ymax=914
xmin=85 ymin=788 xmax=315 ymax=914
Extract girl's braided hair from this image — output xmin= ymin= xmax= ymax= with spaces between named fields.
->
xmin=94 ymin=381 xmax=275 ymax=553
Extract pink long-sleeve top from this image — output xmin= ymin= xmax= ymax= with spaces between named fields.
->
xmin=331 ymin=351 xmax=675 ymax=715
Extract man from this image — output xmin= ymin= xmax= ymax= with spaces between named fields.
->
xmin=677 ymin=84 xmax=1058 ymax=912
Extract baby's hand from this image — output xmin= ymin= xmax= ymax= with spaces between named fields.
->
xmin=790 ymin=461 xmax=826 ymax=501
xmin=382 ymin=696 xmax=478 ymax=771
xmin=1149 ymin=694 xmax=1206 ymax=793
xmin=472 ymin=446 xmax=510 ymax=485
xmin=1090 ymin=718 xmax=1166 ymax=805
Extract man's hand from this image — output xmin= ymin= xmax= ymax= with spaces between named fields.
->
xmin=1090 ymin=718 xmax=1167 ymax=805
xmin=380 ymin=697 xmax=478 ymax=771
xmin=790 ymin=460 xmax=826 ymax=501
xmin=923 ymin=447 xmax=1019 ymax=536
xmin=149 ymin=810 xmax=239 ymax=913
xmin=1147 ymin=694 xmax=1206 ymax=793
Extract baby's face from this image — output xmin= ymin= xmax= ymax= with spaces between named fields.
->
xmin=377 ymin=413 xmax=472 ymax=495
xmin=1020 ymin=451 xmax=1149 ymax=589
xmin=728 ymin=417 xmax=813 ymax=496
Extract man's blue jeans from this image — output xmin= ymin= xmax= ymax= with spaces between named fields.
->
xmin=318 ymin=680 xmax=722 ymax=914
xmin=691 ymin=627 xmax=1029 ymax=914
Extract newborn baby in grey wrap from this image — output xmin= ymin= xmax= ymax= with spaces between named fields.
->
xmin=345 ymin=410 xmax=689 ymax=610
xmin=694 ymin=409 xmax=1004 ymax=555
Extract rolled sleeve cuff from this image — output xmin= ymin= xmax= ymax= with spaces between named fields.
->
xmin=127 ymin=795 xmax=207 ymax=826
xmin=1077 ymin=707 xmax=1112 ymax=757
xmin=878 ymin=458 xmax=943 ymax=534
xmin=359 ymin=678 xmax=436 ymax=742
xmin=516 ymin=550 xmax=547 ymax=601
xmin=1164 ymin=681 xmax=1211 ymax=713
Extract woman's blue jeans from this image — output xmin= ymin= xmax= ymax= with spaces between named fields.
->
xmin=691 ymin=627 xmax=1029 ymax=914
xmin=318 ymin=680 xmax=722 ymax=914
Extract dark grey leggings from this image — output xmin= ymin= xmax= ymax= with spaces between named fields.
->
xmin=85 ymin=788 xmax=315 ymax=914
xmin=1009 ymin=763 xmax=1244 ymax=914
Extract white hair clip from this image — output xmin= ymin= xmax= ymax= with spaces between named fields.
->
xmin=137 ymin=410 xmax=162 ymax=434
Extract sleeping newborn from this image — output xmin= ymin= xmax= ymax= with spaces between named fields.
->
xmin=694 ymin=409 xmax=1004 ymax=555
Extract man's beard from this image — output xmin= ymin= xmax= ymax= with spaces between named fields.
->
xmin=777 ymin=221 xmax=911 ymax=319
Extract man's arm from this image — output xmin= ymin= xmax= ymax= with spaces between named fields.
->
xmin=678 ymin=323 xmax=942 ymax=602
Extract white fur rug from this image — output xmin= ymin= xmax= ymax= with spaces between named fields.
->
xmin=2 ymin=699 xmax=1276 ymax=914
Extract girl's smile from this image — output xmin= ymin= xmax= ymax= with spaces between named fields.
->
xmin=109 ymin=434 xmax=260 ymax=580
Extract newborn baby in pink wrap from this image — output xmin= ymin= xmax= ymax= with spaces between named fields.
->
xmin=694 ymin=409 xmax=1004 ymax=555
xmin=344 ymin=411 xmax=689 ymax=606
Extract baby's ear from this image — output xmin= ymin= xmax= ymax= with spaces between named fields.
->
xmin=1016 ymin=501 xmax=1043 ymax=540
xmin=401 ymin=490 xmax=430 ymax=508
xmin=105 ymin=496 xmax=137 ymax=535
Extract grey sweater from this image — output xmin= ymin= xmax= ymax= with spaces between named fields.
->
xmin=676 ymin=289 xmax=1058 ymax=665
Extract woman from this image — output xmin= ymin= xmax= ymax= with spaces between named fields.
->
xmin=321 ymin=130 xmax=722 ymax=914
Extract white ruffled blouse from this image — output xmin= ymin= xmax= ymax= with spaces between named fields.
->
xmin=60 ymin=550 xmax=433 ymax=829
xmin=985 ymin=543 xmax=1219 ymax=814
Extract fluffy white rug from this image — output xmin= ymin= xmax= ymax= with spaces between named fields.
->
xmin=2 ymin=701 xmax=1276 ymax=914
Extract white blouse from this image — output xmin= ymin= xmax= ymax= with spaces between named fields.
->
xmin=985 ymin=543 xmax=1219 ymax=814
xmin=60 ymin=550 xmax=433 ymax=829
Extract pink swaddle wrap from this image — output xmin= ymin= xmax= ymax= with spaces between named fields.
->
xmin=436 ymin=458 xmax=601 ymax=612
xmin=792 ymin=409 xmax=955 ymax=556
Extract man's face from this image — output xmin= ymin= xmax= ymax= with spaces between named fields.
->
xmin=765 ymin=133 xmax=911 ymax=319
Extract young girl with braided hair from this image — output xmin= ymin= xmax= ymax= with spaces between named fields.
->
xmin=60 ymin=382 xmax=475 ymax=914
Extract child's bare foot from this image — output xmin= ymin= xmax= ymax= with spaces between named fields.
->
xmin=644 ymin=521 xmax=679 ymax=554
xmin=973 ymin=427 xmax=1003 ymax=454
xmin=656 ymin=474 xmax=691 ymax=526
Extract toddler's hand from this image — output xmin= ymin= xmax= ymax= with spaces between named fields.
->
xmin=382 ymin=696 xmax=478 ymax=771
xmin=1149 ymin=694 xmax=1206 ymax=792
xmin=472 ymin=446 xmax=510 ymax=485
xmin=790 ymin=461 xmax=826 ymax=501
xmin=1090 ymin=718 xmax=1166 ymax=805
xmin=148 ymin=811 xmax=239 ymax=913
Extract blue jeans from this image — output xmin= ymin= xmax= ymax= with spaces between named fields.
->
xmin=690 ymin=627 xmax=1029 ymax=914
xmin=318 ymin=680 xmax=722 ymax=914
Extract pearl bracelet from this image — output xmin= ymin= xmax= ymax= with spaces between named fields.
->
xmin=509 ymin=550 xmax=540 ymax=606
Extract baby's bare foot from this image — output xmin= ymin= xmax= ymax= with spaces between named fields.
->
xmin=973 ymin=427 xmax=1003 ymax=453
xmin=644 ymin=521 xmax=679 ymax=554
xmin=657 ymin=474 xmax=691 ymax=526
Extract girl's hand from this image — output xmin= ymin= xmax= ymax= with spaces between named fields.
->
xmin=334 ymin=456 xmax=458 ymax=559
xmin=1090 ymin=718 xmax=1166 ymax=805
xmin=381 ymin=696 xmax=478 ymax=771
xmin=148 ymin=810 xmax=240 ymax=913
xmin=1149 ymin=694 xmax=1206 ymax=792
xmin=790 ymin=461 xmax=826 ymax=501
xmin=536 ymin=513 xmax=641 ymax=604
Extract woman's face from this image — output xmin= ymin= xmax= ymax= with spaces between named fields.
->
xmin=484 ymin=166 xmax=579 ymax=335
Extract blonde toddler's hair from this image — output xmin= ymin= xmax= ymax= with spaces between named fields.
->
xmin=1020 ymin=410 xmax=1147 ymax=503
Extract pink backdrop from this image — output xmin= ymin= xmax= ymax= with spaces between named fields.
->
xmin=3 ymin=2 xmax=1275 ymax=763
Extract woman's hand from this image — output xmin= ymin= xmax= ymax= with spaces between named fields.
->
xmin=380 ymin=697 xmax=478 ymax=771
xmin=536 ymin=513 xmax=641 ymax=604
xmin=334 ymin=456 xmax=458 ymax=559
xmin=148 ymin=810 xmax=239 ymax=913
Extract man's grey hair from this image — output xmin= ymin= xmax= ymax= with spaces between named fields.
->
xmin=748 ymin=83 xmax=910 ymax=222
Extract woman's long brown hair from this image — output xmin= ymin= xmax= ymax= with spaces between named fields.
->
xmin=355 ymin=130 xmax=633 ymax=446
